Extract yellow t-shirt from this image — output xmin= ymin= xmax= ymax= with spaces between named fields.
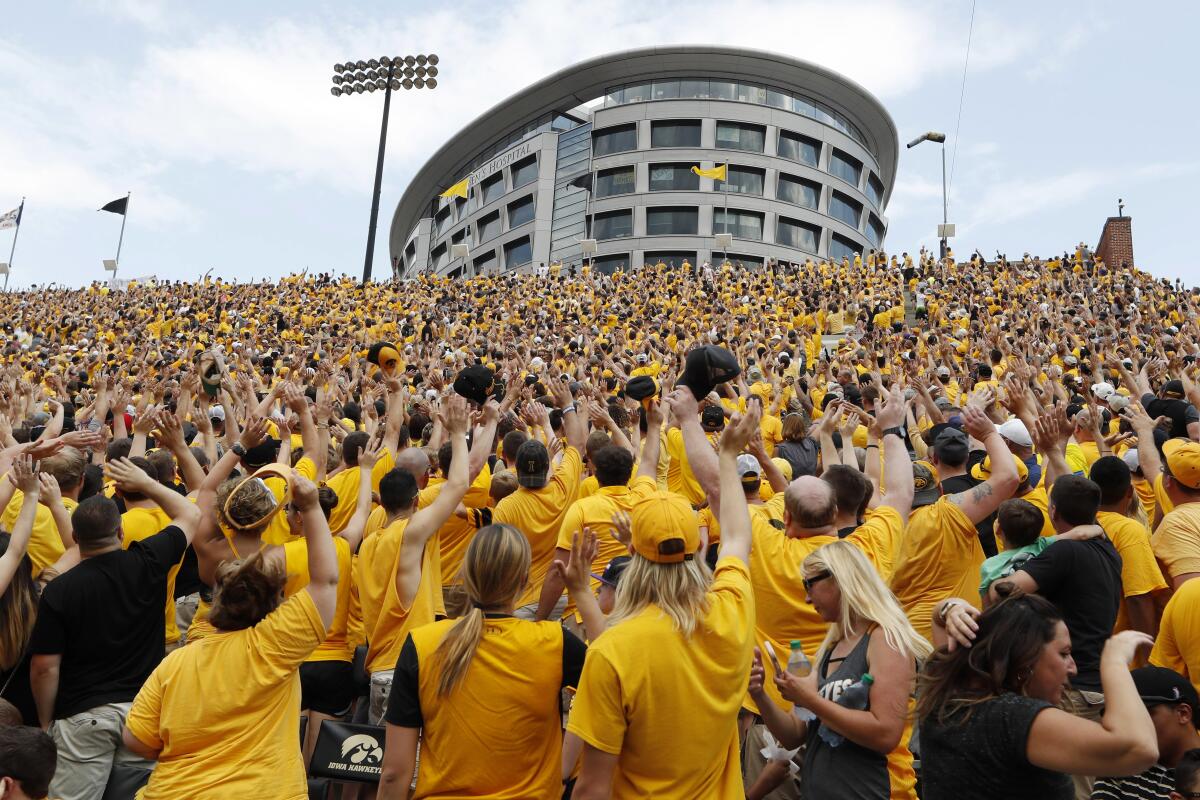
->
xmin=555 ymin=485 xmax=636 ymax=614
xmin=366 ymin=519 xmax=443 ymax=675
xmin=260 ymin=457 xmax=317 ymax=546
xmin=1151 ymin=503 xmax=1200 ymax=584
xmin=122 ymin=506 xmax=183 ymax=644
xmin=759 ymin=414 xmax=784 ymax=456
xmin=323 ymin=450 xmax=395 ymax=534
xmin=1096 ymin=511 xmax=1168 ymax=634
xmin=567 ymin=557 xmax=753 ymax=799
xmin=283 ymin=536 xmax=355 ymax=662
xmin=664 ymin=428 xmax=709 ymax=507
xmin=493 ymin=447 xmax=583 ymax=608
xmin=1151 ymin=577 xmax=1200 ymax=697
xmin=434 ymin=464 xmax=493 ymax=590
xmin=889 ymin=499 xmax=983 ymax=641
xmin=126 ymin=591 xmax=326 ymax=800
xmin=405 ymin=617 xmax=566 ymax=798
xmin=2 ymin=491 xmax=63 ymax=577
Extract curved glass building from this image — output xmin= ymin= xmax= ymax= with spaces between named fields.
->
xmin=389 ymin=46 xmax=897 ymax=278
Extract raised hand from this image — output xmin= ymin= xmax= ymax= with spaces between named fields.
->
xmin=720 ymin=405 xmax=762 ymax=455
xmin=549 ymin=528 xmax=598 ymax=594
xmin=105 ymin=457 xmax=157 ymax=494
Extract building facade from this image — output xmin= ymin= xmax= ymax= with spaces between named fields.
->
xmin=389 ymin=46 xmax=898 ymax=278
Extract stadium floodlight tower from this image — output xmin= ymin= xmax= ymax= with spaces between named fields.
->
xmin=332 ymin=54 xmax=440 ymax=283
xmin=906 ymin=131 xmax=950 ymax=259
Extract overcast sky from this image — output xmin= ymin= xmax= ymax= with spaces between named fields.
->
xmin=4 ymin=0 xmax=1197 ymax=289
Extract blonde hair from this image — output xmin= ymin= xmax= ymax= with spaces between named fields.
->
xmin=215 ymin=476 xmax=278 ymax=536
xmin=803 ymin=541 xmax=932 ymax=663
xmin=432 ymin=524 xmax=530 ymax=696
xmin=209 ymin=550 xmax=288 ymax=631
xmin=608 ymin=555 xmax=712 ymax=637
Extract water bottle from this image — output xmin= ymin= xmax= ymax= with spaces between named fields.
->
xmin=786 ymin=640 xmax=812 ymax=677
xmin=788 ymin=641 xmax=818 ymax=722
xmin=817 ymin=673 xmax=874 ymax=748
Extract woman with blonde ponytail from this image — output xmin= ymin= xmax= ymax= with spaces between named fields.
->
xmin=377 ymin=523 xmax=587 ymax=800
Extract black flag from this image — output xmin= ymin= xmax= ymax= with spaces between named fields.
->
xmin=567 ymin=173 xmax=593 ymax=192
xmin=99 ymin=197 xmax=128 ymax=215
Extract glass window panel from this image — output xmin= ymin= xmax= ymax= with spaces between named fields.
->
xmin=592 ymin=124 xmax=637 ymax=156
xmin=725 ymin=253 xmax=764 ymax=270
xmin=595 ymin=166 xmax=636 ymax=198
xmin=481 ymin=174 xmax=505 ymax=205
xmin=648 ymin=163 xmax=700 ymax=192
xmin=716 ymin=122 xmax=765 ymax=153
xmin=431 ymin=244 xmax=447 ymax=269
xmin=650 ymin=120 xmax=701 ymax=148
xmin=645 ymin=207 xmax=698 ymax=235
xmin=725 ymin=166 xmax=764 ymax=196
xmin=710 ymin=80 xmax=736 ymax=100
xmin=477 ymin=211 xmax=501 ymax=244
xmin=778 ymin=130 xmax=820 ymax=166
xmin=713 ymin=209 xmax=764 ymax=240
xmin=829 ymin=149 xmax=863 ymax=186
xmin=866 ymin=174 xmax=884 ymax=207
xmin=866 ymin=215 xmax=885 ymax=247
xmin=508 ymin=195 xmax=535 ymax=228
xmin=651 ymin=80 xmax=680 ymax=100
xmin=777 ymin=217 xmax=820 ymax=251
xmin=736 ymin=83 xmax=767 ymax=104
xmin=605 ymin=87 xmax=623 ymax=106
xmin=830 ymin=234 xmax=859 ymax=262
xmin=592 ymin=210 xmax=633 ymax=241
xmin=766 ymin=88 xmax=790 ymax=109
xmin=504 ymin=236 xmax=533 ymax=267
xmin=591 ymin=254 xmax=629 ymax=274
xmin=434 ymin=208 xmax=452 ymax=236
xmin=644 ymin=251 xmax=697 ymax=268
xmin=511 ymin=156 xmax=537 ymax=190
xmin=451 ymin=229 xmax=466 ymax=244
xmin=792 ymin=95 xmax=817 ymax=118
xmin=777 ymin=174 xmax=820 ymax=208
xmin=623 ymin=82 xmax=651 ymax=103
xmin=474 ymin=250 xmax=496 ymax=273
xmin=829 ymin=192 xmax=862 ymax=228
xmin=679 ymin=79 xmax=710 ymax=98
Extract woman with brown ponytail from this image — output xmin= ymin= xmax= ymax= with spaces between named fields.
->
xmin=377 ymin=523 xmax=588 ymax=800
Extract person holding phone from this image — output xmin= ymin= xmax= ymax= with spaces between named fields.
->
xmin=747 ymin=541 xmax=931 ymax=800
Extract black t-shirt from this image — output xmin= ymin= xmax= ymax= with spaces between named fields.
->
xmin=940 ymin=472 xmax=998 ymax=557
xmin=920 ymin=694 xmax=1071 ymax=800
xmin=386 ymin=616 xmax=586 ymax=727
xmin=30 ymin=525 xmax=187 ymax=719
xmin=1019 ymin=537 xmax=1122 ymax=691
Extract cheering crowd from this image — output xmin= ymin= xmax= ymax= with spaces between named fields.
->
xmin=2 ymin=246 xmax=1200 ymax=799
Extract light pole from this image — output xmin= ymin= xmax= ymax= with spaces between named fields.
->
xmin=332 ymin=54 xmax=439 ymax=283
xmin=906 ymin=131 xmax=949 ymax=259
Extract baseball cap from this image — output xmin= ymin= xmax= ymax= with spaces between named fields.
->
xmin=1122 ymin=448 xmax=1141 ymax=473
xmin=935 ymin=365 xmax=951 ymax=377
xmin=971 ymin=453 xmax=1030 ymax=484
xmin=592 ymin=555 xmax=631 ymax=587
xmin=933 ymin=396 xmax=955 ymax=411
xmin=912 ymin=461 xmax=940 ymax=508
xmin=625 ymin=376 xmax=659 ymax=402
xmin=997 ymin=418 xmax=1033 ymax=448
xmin=701 ymin=405 xmax=726 ymax=432
xmin=736 ymin=454 xmax=760 ymax=481
xmin=514 ymin=440 xmax=551 ymax=489
xmin=635 ymin=353 xmax=648 ymax=364
xmin=1131 ymin=666 xmax=1200 ymax=715
xmin=242 ymin=437 xmax=281 ymax=468
xmin=630 ymin=491 xmax=701 ymax=563
xmin=1108 ymin=394 xmax=1132 ymax=413
xmin=679 ymin=345 xmax=740 ymax=400
xmin=1163 ymin=379 xmax=1186 ymax=400
xmin=1164 ymin=439 xmax=1200 ymax=490
xmin=1064 ymin=355 xmax=1078 ymax=365
xmin=453 ymin=365 xmax=494 ymax=406
xmin=933 ymin=426 xmax=970 ymax=463
xmin=1091 ymin=382 xmax=1116 ymax=401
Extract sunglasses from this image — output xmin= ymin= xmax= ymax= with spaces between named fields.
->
xmin=802 ymin=570 xmax=833 ymax=592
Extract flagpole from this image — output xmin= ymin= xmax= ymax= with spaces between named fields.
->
xmin=3 ymin=198 xmax=23 ymax=292
xmin=113 ymin=192 xmax=131 ymax=277
xmin=722 ymin=164 xmax=729 ymax=266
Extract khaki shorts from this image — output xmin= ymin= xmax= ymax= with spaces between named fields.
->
xmin=369 ymin=670 xmax=394 ymax=725
xmin=49 ymin=702 xmax=154 ymax=800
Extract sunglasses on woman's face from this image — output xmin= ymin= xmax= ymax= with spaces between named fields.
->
xmin=802 ymin=570 xmax=833 ymax=592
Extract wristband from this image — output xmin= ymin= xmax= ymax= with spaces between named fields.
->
xmin=562 ymin=403 xmax=577 ymax=414
xmin=937 ymin=599 xmax=963 ymax=627
xmin=231 ymin=442 xmax=247 ymax=457
xmin=881 ymin=427 xmax=904 ymax=440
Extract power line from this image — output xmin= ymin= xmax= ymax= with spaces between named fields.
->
xmin=947 ymin=0 xmax=976 ymax=214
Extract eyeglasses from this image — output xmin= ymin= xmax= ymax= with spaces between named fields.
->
xmin=802 ymin=570 xmax=833 ymax=592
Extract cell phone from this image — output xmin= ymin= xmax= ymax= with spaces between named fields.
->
xmin=763 ymin=641 xmax=782 ymax=675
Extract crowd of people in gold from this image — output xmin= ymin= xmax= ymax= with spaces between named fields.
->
xmin=3 ymin=246 xmax=1200 ymax=800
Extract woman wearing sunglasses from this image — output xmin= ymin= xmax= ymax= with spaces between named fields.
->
xmin=747 ymin=541 xmax=931 ymax=800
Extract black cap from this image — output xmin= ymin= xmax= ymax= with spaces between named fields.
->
xmin=1164 ymin=379 xmax=1186 ymax=399
xmin=933 ymin=426 xmax=970 ymax=463
xmin=242 ymin=437 xmax=281 ymax=468
xmin=701 ymin=405 xmax=726 ymax=432
xmin=514 ymin=440 xmax=550 ymax=489
xmin=680 ymin=345 xmax=740 ymax=400
xmin=453 ymin=365 xmax=494 ymax=406
xmin=626 ymin=375 xmax=659 ymax=402
xmin=592 ymin=555 xmax=631 ymax=587
xmin=1132 ymin=666 xmax=1200 ymax=715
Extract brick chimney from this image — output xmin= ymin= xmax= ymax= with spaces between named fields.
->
xmin=1096 ymin=216 xmax=1134 ymax=269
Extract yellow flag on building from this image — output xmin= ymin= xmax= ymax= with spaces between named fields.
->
xmin=691 ymin=164 xmax=727 ymax=181
xmin=439 ymin=178 xmax=469 ymax=199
